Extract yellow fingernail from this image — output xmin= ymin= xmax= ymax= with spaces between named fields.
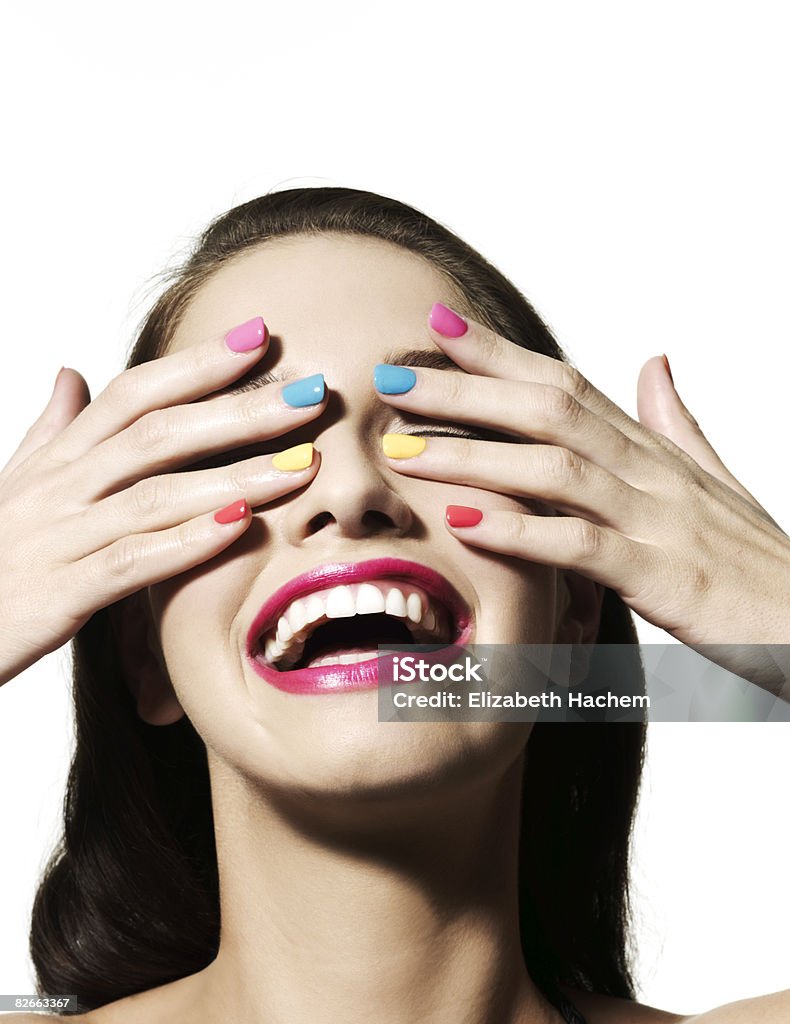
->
xmin=381 ymin=433 xmax=427 ymax=459
xmin=272 ymin=442 xmax=314 ymax=471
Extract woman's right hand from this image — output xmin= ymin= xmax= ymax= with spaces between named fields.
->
xmin=0 ymin=316 xmax=323 ymax=687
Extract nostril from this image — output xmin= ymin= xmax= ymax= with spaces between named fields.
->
xmin=306 ymin=511 xmax=334 ymax=535
xmin=362 ymin=510 xmax=397 ymax=530
xmin=306 ymin=509 xmax=398 ymax=538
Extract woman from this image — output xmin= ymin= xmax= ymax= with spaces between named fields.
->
xmin=1 ymin=188 xmax=787 ymax=1023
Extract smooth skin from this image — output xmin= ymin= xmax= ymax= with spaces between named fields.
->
xmin=0 ymin=234 xmax=788 ymax=1023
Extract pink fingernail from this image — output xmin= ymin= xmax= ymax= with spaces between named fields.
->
xmin=225 ymin=316 xmax=267 ymax=353
xmin=430 ymin=302 xmax=468 ymax=338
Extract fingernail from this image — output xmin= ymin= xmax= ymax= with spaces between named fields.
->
xmin=225 ymin=316 xmax=267 ymax=353
xmin=52 ymin=366 xmax=66 ymax=394
xmin=382 ymin=433 xmax=427 ymax=459
xmin=661 ymin=353 xmax=674 ymax=385
xmin=272 ymin=442 xmax=314 ymax=472
xmin=214 ymin=499 xmax=249 ymax=525
xmin=446 ymin=505 xmax=483 ymax=527
xmin=374 ymin=364 xmax=416 ymax=394
xmin=282 ymin=373 xmax=325 ymax=407
xmin=430 ymin=302 xmax=468 ymax=338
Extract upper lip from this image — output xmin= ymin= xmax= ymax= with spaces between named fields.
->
xmin=245 ymin=557 xmax=473 ymax=658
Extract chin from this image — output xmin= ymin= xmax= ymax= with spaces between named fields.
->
xmin=212 ymin=711 xmax=532 ymax=814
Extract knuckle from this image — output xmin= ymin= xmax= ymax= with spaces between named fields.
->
xmin=540 ymin=385 xmax=581 ymax=428
xmin=567 ymin=518 xmax=603 ymax=560
xmin=128 ymin=475 xmax=171 ymax=520
xmin=442 ymin=372 xmax=466 ymax=407
xmin=452 ymin=437 xmax=475 ymax=474
xmin=504 ymin=513 xmax=532 ymax=548
xmin=223 ymin=465 xmax=254 ymax=493
xmin=104 ymin=536 xmax=141 ymax=581
xmin=235 ymin=390 xmax=267 ymax=426
xmin=106 ymin=366 xmax=144 ymax=407
xmin=475 ymin=326 xmax=499 ymax=360
xmin=540 ymin=446 xmax=584 ymax=486
xmin=127 ymin=408 xmax=172 ymax=456
xmin=558 ymin=364 xmax=591 ymax=403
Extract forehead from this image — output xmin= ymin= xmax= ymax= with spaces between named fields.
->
xmin=168 ymin=233 xmax=463 ymax=360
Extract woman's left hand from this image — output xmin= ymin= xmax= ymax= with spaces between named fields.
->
xmin=374 ymin=303 xmax=790 ymax=698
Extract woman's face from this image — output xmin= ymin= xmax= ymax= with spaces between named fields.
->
xmin=143 ymin=234 xmax=580 ymax=800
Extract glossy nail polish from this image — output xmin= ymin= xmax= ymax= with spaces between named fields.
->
xmin=225 ymin=316 xmax=267 ymax=352
xmin=430 ymin=303 xmax=468 ymax=338
xmin=382 ymin=434 xmax=427 ymax=459
xmin=446 ymin=505 xmax=483 ymax=527
xmin=282 ymin=373 xmax=325 ymax=407
xmin=374 ymin=364 xmax=417 ymax=394
xmin=272 ymin=442 xmax=314 ymax=471
xmin=662 ymin=353 xmax=674 ymax=385
xmin=214 ymin=499 xmax=249 ymax=524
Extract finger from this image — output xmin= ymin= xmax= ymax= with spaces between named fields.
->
xmin=443 ymin=505 xmax=654 ymax=598
xmin=426 ymin=302 xmax=656 ymax=447
xmin=58 ymin=445 xmax=318 ymax=561
xmin=61 ymin=498 xmax=257 ymax=615
xmin=637 ymin=354 xmax=766 ymax=508
xmin=60 ymin=375 xmax=326 ymax=505
xmin=40 ymin=315 xmax=271 ymax=465
xmin=374 ymin=365 xmax=653 ymax=484
xmin=1 ymin=367 xmax=91 ymax=478
xmin=381 ymin=434 xmax=651 ymax=532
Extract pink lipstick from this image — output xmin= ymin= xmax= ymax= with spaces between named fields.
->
xmin=244 ymin=558 xmax=473 ymax=694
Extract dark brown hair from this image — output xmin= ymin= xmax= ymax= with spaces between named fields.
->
xmin=30 ymin=188 xmax=647 ymax=1013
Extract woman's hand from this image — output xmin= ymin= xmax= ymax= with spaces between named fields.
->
xmin=0 ymin=317 xmax=323 ymax=687
xmin=374 ymin=302 xmax=790 ymax=698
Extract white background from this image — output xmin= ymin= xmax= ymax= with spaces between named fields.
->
xmin=0 ymin=1 xmax=788 ymax=1017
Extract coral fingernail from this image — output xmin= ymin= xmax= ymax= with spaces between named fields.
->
xmin=214 ymin=499 xmax=249 ymax=524
xmin=272 ymin=442 xmax=314 ymax=471
xmin=225 ymin=316 xmax=267 ymax=353
xmin=430 ymin=302 xmax=468 ymax=338
xmin=374 ymin=364 xmax=417 ymax=394
xmin=662 ymin=353 xmax=674 ymax=385
xmin=446 ymin=505 xmax=483 ymax=527
xmin=382 ymin=433 xmax=427 ymax=459
xmin=282 ymin=373 xmax=325 ymax=407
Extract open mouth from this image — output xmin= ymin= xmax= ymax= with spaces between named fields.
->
xmin=251 ymin=580 xmax=458 ymax=673
xmin=244 ymin=558 xmax=475 ymax=694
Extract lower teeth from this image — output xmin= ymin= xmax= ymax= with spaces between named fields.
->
xmin=296 ymin=649 xmax=388 ymax=670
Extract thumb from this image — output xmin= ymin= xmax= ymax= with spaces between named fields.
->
xmin=636 ymin=354 xmax=762 ymax=506
xmin=3 ymin=366 xmax=91 ymax=475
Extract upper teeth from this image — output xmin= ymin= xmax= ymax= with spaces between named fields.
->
xmin=257 ymin=580 xmax=447 ymax=669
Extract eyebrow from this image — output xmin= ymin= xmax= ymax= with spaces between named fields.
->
xmin=212 ymin=348 xmax=462 ymax=400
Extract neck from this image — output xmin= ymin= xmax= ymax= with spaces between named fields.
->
xmin=192 ymin=750 xmax=559 ymax=1024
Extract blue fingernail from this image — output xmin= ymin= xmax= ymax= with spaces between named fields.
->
xmin=282 ymin=373 xmax=325 ymax=408
xmin=374 ymin=364 xmax=416 ymax=394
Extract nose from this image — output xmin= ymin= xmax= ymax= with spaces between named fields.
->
xmin=281 ymin=422 xmax=416 ymax=544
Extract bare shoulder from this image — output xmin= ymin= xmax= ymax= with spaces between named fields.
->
xmin=566 ymin=989 xmax=687 ymax=1022
xmin=567 ymin=987 xmax=790 ymax=1023
xmin=0 ymin=1017 xmax=54 ymax=1023
xmin=685 ymin=989 xmax=790 ymax=1023
xmin=0 ymin=1017 xmax=92 ymax=1023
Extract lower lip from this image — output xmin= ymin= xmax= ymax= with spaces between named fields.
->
xmin=245 ymin=623 xmax=474 ymax=695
